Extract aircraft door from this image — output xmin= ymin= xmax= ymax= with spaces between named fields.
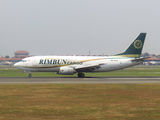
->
xmin=33 ymin=58 xmax=37 ymax=66
xmin=110 ymin=60 xmax=122 ymax=69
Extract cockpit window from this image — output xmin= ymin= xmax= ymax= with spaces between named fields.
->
xmin=21 ymin=60 xmax=27 ymax=62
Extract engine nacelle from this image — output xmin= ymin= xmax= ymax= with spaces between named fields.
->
xmin=57 ymin=67 xmax=75 ymax=75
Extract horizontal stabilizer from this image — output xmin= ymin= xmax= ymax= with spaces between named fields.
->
xmin=131 ymin=57 xmax=150 ymax=62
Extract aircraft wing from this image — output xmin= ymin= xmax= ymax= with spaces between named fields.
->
xmin=131 ymin=57 xmax=150 ymax=62
xmin=75 ymin=64 xmax=105 ymax=72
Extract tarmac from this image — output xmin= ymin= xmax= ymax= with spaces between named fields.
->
xmin=0 ymin=77 xmax=160 ymax=84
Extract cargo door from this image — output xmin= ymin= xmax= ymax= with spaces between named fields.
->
xmin=110 ymin=60 xmax=122 ymax=69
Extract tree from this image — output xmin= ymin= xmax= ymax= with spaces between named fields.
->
xmin=5 ymin=55 xmax=10 ymax=58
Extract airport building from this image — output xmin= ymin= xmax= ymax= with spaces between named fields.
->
xmin=0 ymin=51 xmax=33 ymax=63
xmin=141 ymin=52 xmax=160 ymax=65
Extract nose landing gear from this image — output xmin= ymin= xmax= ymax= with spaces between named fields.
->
xmin=28 ymin=73 xmax=32 ymax=78
xmin=24 ymin=71 xmax=32 ymax=78
xmin=78 ymin=72 xmax=85 ymax=78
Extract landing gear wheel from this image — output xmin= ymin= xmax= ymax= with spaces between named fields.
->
xmin=28 ymin=74 xmax=32 ymax=78
xmin=78 ymin=73 xmax=81 ymax=77
xmin=81 ymin=73 xmax=85 ymax=77
xmin=78 ymin=73 xmax=85 ymax=78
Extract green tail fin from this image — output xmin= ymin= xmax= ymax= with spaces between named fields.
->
xmin=115 ymin=33 xmax=146 ymax=57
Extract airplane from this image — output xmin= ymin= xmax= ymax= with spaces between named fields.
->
xmin=143 ymin=60 xmax=160 ymax=65
xmin=14 ymin=33 xmax=147 ymax=78
xmin=149 ymin=61 xmax=159 ymax=65
xmin=1 ymin=61 xmax=13 ymax=66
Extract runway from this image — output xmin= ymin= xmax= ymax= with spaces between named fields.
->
xmin=0 ymin=77 xmax=160 ymax=84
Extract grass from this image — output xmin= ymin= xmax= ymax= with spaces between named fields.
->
xmin=0 ymin=66 xmax=160 ymax=119
xmin=1 ymin=67 xmax=160 ymax=77
xmin=0 ymin=84 xmax=160 ymax=119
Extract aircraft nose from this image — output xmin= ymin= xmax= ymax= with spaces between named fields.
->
xmin=14 ymin=62 xmax=19 ymax=67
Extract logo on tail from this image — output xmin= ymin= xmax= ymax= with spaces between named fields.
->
xmin=134 ymin=40 xmax=142 ymax=49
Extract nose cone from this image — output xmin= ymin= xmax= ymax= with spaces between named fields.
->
xmin=14 ymin=62 xmax=19 ymax=67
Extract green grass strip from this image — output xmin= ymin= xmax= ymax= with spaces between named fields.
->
xmin=0 ymin=67 xmax=160 ymax=77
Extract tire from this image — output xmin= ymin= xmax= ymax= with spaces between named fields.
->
xmin=78 ymin=73 xmax=85 ymax=78
xmin=28 ymin=74 xmax=32 ymax=78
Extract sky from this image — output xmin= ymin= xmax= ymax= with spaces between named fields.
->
xmin=0 ymin=0 xmax=160 ymax=57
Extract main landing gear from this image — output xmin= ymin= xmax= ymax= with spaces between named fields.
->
xmin=28 ymin=73 xmax=32 ymax=78
xmin=78 ymin=72 xmax=85 ymax=78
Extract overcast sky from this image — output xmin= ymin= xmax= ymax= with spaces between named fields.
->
xmin=0 ymin=0 xmax=160 ymax=57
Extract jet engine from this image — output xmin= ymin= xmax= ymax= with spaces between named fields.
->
xmin=57 ymin=67 xmax=75 ymax=75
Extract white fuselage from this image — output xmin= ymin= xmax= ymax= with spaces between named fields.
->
xmin=13 ymin=33 xmax=146 ymax=77
xmin=14 ymin=55 xmax=142 ymax=73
